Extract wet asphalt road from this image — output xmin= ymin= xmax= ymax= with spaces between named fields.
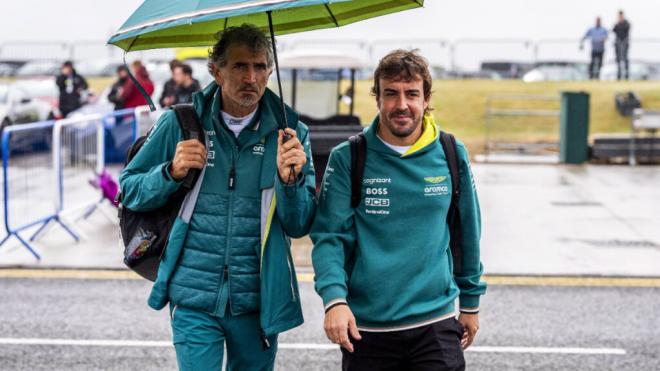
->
xmin=0 ymin=276 xmax=658 ymax=371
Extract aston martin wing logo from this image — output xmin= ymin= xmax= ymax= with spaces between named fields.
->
xmin=424 ymin=176 xmax=447 ymax=183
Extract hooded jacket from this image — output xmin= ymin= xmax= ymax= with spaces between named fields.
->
xmin=311 ymin=115 xmax=486 ymax=331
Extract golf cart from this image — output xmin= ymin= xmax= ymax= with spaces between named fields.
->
xmin=275 ymin=51 xmax=366 ymax=189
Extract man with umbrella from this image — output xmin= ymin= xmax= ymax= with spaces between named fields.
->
xmin=119 ymin=24 xmax=316 ymax=370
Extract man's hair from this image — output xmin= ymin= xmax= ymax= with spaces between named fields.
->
xmin=371 ymin=49 xmax=433 ymax=114
xmin=207 ymin=24 xmax=274 ymax=74
xmin=179 ymin=63 xmax=193 ymax=77
xmin=169 ymin=59 xmax=182 ymax=71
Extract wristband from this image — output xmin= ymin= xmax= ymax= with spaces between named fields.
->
xmin=325 ymin=302 xmax=348 ymax=314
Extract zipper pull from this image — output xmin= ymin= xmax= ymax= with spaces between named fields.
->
xmin=228 ymin=168 xmax=236 ymax=190
xmin=260 ymin=329 xmax=271 ymax=350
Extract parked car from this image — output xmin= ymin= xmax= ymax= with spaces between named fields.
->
xmin=0 ymin=60 xmax=26 ymax=77
xmin=12 ymin=78 xmax=62 ymax=119
xmin=277 ymin=51 xmax=366 ymax=189
xmin=480 ymin=61 xmax=533 ymax=79
xmin=14 ymin=60 xmax=61 ymax=78
xmin=0 ymin=83 xmax=56 ymax=128
xmin=0 ymin=83 xmax=57 ymax=155
xmin=522 ymin=65 xmax=588 ymax=82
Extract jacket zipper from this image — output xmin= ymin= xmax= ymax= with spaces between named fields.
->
xmin=222 ymin=145 xmax=238 ymax=313
xmin=286 ymin=247 xmax=296 ymax=302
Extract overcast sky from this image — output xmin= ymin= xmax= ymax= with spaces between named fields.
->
xmin=2 ymin=0 xmax=658 ymax=68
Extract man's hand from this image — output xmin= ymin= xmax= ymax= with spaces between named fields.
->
xmin=324 ymin=304 xmax=362 ymax=353
xmin=277 ymin=128 xmax=306 ymax=184
xmin=457 ymin=312 xmax=479 ymax=349
xmin=170 ymin=139 xmax=206 ymax=181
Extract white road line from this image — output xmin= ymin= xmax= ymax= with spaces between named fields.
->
xmin=0 ymin=338 xmax=626 ymax=355
xmin=468 ymin=346 xmax=626 ymax=355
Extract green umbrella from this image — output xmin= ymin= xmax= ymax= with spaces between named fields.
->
xmin=108 ymin=0 xmax=424 ymax=124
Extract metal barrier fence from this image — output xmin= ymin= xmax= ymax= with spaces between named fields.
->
xmin=0 ymin=120 xmax=78 ymax=259
xmin=134 ymin=105 xmax=166 ymax=138
xmin=483 ymin=94 xmax=561 ymax=162
xmin=0 ymin=106 xmax=159 ymax=259
xmin=53 ymin=115 xmax=105 ymax=226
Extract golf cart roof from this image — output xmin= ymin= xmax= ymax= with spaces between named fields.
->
xmin=278 ymin=51 xmax=367 ymax=69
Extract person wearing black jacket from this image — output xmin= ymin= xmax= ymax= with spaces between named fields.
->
xmin=613 ymin=10 xmax=631 ymax=80
xmin=158 ymin=59 xmax=181 ymax=108
xmin=55 ymin=61 xmax=88 ymax=117
xmin=107 ymin=65 xmax=129 ymax=110
xmin=171 ymin=63 xmax=201 ymax=105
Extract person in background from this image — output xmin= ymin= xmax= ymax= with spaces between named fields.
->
xmin=171 ymin=63 xmax=201 ymax=105
xmin=581 ymin=17 xmax=609 ymax=80
xmin=613 ymin=10 xmax=631 ymax=80
xmin=159 ymin=59 xmax=181 ymax=108
xmin=107 ymin=65 xmax=129 ymax=110
xmin=120 ymin=60 xmax=154 ymax=109
xmin=55 ymin=61 xmax=88 ymax=117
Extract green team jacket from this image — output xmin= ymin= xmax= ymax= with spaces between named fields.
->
xmin=311 ymin=115 xmax=486 ymax=330
xmin=119 ymin=83 xmax=316 ymax=337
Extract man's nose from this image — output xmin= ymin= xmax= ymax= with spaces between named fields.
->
xmin=245 ymin=66 xmax=257 ymax=83
xmin=395 ymin=93 xmax=407 ymax=110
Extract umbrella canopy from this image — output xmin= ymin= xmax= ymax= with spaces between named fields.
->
xmin=108 ymin=0 xmax=423 ymax=51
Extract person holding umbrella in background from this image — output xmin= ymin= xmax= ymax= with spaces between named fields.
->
xmin=119 ymin=24 xmax=316 ymax=370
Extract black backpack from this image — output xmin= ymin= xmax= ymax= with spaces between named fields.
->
xmin=118 ymin=104 xmax=205 ymax=281
xmin=348 ymin=131 xmax=464 ymax=275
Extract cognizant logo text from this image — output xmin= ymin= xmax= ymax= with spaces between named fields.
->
xmin=363 ymin=177 xmax=392 ymax=185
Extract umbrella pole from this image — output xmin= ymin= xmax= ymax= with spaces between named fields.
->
xmin=267 ymin=11 xmax=289 ymax=133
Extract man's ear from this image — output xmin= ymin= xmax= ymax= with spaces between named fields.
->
xmin=423 ymin=96 xmax=429 ymax=112
xmin=212 ymin=65 xmax=223 ymax=86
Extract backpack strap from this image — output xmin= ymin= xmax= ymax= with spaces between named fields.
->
xmin=173 ymin=104 xmax=205 ymax=193
xmin=349 ymin=132 xmax=366 ymax=208
xmin=440 ymin=131 xmax=462 ymax=275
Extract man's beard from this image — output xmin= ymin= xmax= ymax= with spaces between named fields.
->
xmin=386 ymin=110 xmax=422 ymax=138
xmin=236 ymin=84 xmax=260 ymax=107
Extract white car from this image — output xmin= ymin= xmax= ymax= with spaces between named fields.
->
xmin=0 ymin=83 xmax=56 ymax=129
